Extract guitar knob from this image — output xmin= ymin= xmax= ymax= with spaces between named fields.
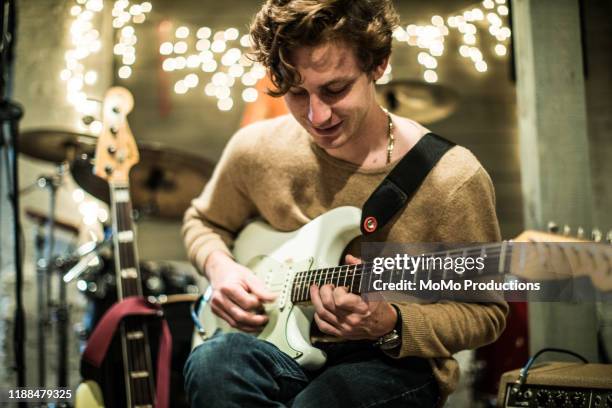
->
xmin=577 ymin=227 xmax=585 ymax=239
xmin=563 ymin=225 xmax=571 ymax=236
xmin=547 ymin=221 xmax=559 ymax=233
xmin=592 ymin=229 xmax=602 ymax=242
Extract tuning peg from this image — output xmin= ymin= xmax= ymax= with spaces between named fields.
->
xmin=591 ymin=228 xmax=602 ymax=242
xmin=547 ymin=221 xmax=559 ymax=233
xmin=577 ymin=227 xmax=585 ymax=239
xmin=563 ymin=225 xmax=571 ymax=236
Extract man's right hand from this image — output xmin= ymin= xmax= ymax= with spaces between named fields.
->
xmin=205 ymin=251 xmax=276 ymax=332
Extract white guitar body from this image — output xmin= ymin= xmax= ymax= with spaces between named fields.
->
xmin=194 ymin=206 xmax=362 ymax=370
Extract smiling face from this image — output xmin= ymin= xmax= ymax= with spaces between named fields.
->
xmin=283 ymin=41 xmax=386 ymax=151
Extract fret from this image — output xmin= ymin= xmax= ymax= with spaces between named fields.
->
xmin=342 ymin=265 xmax=349 ymax=287
xmin=117 ymin=230 xmax=134 ymax=243
xmin=126 ymin=330 xmax=144 ymax=340
xmin=479 ymin=246 xmax=487 ymax=275
xmin=130 ymin=371 xmax=150 ymax=379
xmin=499 ymin=241 xmax=508 ymax=273
xmin=121 ymin=268 xmax=138 ymax=279
xmin=114 ymin=188 xmax=130 ymax=202
xmin=350 ymin=265 xmax=357 ymax=294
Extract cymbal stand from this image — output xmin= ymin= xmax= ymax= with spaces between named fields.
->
xmin=32 ymin=169 xmax=63 ymax=389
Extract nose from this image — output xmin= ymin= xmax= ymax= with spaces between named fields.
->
xmin=308 ymin=95 xmax=332 ymax=127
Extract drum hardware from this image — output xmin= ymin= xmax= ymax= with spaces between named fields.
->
xmin=70 ymin=143 xmax=215 ymax=219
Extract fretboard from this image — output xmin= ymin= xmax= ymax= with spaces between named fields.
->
xmin=110 ymin=183 xmax=155 ymax=407
xmin=290 ymin=242 xmax=514 ymax=303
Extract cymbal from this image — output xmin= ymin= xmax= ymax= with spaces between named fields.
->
xmin=20 ymin=129 xmax=98 ymax=163
xmin=375 ymin=80 xmax=458 ymax=124
xmin=71 ymin=142 xmax=215 ymax=219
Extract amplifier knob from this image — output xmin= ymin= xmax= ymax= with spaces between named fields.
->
xmin=605 ymin=393 xmax=612 ymax=407
xmin=524 ymin=390 xmax=533 ymax=399
xmin=536 ymin=390 xmax=548 ymax=404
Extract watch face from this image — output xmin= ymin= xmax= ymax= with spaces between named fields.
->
xmin=379 ymin=331 xmax=401 ymax=350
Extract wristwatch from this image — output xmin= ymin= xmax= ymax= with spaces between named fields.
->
xmin=375 ymin=304 xmax=402 ymax=350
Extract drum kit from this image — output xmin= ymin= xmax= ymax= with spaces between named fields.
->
xmin=19 ymin=127 xmax=213 ymax=406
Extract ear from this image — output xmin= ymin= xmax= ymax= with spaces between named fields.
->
xmin=371 ymin=56 xmax=390 ymax=81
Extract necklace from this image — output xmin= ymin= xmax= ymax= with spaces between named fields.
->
xmin=383 ymin=107 xmax=395 ymax=164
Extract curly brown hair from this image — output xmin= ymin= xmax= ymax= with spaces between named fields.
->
xmin=250 ymin=0 xmax=399 ymax=96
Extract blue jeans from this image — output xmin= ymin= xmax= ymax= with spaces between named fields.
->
xmin=184 ymin=333 xmax=439 ymax=407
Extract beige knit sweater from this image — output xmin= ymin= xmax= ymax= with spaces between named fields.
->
xmin=183 ymin=114 xmax=507 ymax=403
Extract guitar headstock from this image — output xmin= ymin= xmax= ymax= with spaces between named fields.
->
xmin=511 ymin=227 xmax=612 ymax=292
xmin=94 ymin=87 xmax=139 ymax=184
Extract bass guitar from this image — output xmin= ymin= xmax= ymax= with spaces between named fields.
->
xmin=76 ymin=87 xmax=157 ymax=408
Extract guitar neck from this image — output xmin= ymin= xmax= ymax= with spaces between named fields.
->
xmin=290 ymin=242 xmax=513 ymax=303
xmin=110 ymin=184 xmax=156 ymax=407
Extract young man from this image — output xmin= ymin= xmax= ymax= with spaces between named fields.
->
xmin=182 ymin=1 xmax=507 ymax=406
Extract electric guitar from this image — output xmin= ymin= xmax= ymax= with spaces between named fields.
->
xmin=194 ymin=207 xmax=612 ymax=370
xmin=76 ymin=87 xmax=157 ymax=408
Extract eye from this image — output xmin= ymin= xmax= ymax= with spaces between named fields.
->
xmin=324 ymin=85 xmax=349 ymax=96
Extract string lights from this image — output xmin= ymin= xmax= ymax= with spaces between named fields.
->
xmin=158 ymin=0 xmax=511 ymax=111
xmin=160 ymin=25 xmax=266 ymax=111
xmin=112 ymin=1 xmax=152 ymax=79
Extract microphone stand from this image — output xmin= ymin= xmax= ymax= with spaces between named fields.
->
xmin=0 ymin=1 xmax=26 ymax=403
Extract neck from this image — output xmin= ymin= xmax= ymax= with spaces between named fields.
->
xmin=324 ymin=102 xmax=390 ymax=168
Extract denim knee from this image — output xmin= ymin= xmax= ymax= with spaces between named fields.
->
xmin=184 ymin=332 xmax=255 ymax=383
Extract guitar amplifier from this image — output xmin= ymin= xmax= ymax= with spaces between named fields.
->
xmin=497 ymin=362 xmax=612 ymax=407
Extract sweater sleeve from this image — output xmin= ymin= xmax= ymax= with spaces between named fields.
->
xmin=182 ymin=130 xmax=257 ymax=275
xmin=387 ymin=167 xmax=508 ymax=358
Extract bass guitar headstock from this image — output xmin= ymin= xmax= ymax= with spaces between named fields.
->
xmin=94 ymin=87 xmax=139 ymax=185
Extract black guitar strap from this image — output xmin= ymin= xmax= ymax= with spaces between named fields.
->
xmin=360 ymin=133 xmax=455 ymax=235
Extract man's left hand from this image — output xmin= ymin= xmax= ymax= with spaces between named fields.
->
xmin=310 ymin=254 xmax=398 ymax=340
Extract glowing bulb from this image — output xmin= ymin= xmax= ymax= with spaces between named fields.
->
xmin=469 ymin=48 xmax=483 ymax=61
xmin=483 ymin=0 xmax=495 ymax=9
xmin=241 ymin=72 xmax=257 ymax=86
xmin=240 ymin=35 xmax=251 ymax=48
xmin=60 ymin=69 xmax=71 ymax=81
xmin=129 ymin=4 xmax=142 ymax=15
xmin=212 ymin=72 xmax=228 ymax=87
xmin=495 ymin=44 xmax=507 ymax=56
xmin=174 ymin=80 xmax=188 ymax=94
xmin=176 ymin=26 xmax=189 ymax=38
xmin=84 ymin=70 xmax=97 ymax=85
xmin=197 ymin=27 xmax=211 ymax=39
xmin=464 ymin=34 xmax=476 ymax=45
xmin=498 ymin=5 xmax=509 ymax=15
xmin=162 ymin=58 xmax=176 ymax=71
xmin=196 ymin=39 xmax=211 ymax=51
xmin=425 ymin=58 xmax=437 ymax=69
xmin=475 ymin=60 xmax=488 ymax=72
xmin=133 ymin=14 xmax=145 ymax=24
xmin=424 ymin=70 xmax=438 ymax=83
xmin=187 ymin=54 xmax=201 ymax=68
xmin=495 ymin=0 xmax=506 ymax=4
xmin=204 ymin=83 xmax=217 ymax=96
xmin=215 ymin=86 xmax=231 ymax=99
xmin=229 ymin=64 xmax=244 ymax=78
xmin=121 ymin=25 xmax=134 ymax=37
xmin=431 ymin=15 xmax=444 ymax=27
xmin=70 ymin=5 xmax=82 ymax=16
xmin=211 ymin=40 xmax=226 ymax=53
xmin=202 ymin=59 xmax=217 ymax=72
xmin=459 ymin=45 xmax=470 ymax=57
xmin=160 ymin=42 xmax=173 ymax=55
xmin=174 ymin=41 xmax=188 ymax=54
xmin=185 ymin=73 xmax=199 ymax=88
xmin=218 ymin=97 xmax=233 ymax=111
xmin=118 ymin=65 xmax=132 ymax=79
xmin=242 ymin=87 xmax=258 ymax=103
xmin=174 ymin=56 xmax=186 ymax=69
xmin=141 ymin=2 xmax=152 ymax=13
xmin=430 ymin=42 xmax=444 ymax=56
xmin=224 ymin=28 xmax=239 ymax=41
